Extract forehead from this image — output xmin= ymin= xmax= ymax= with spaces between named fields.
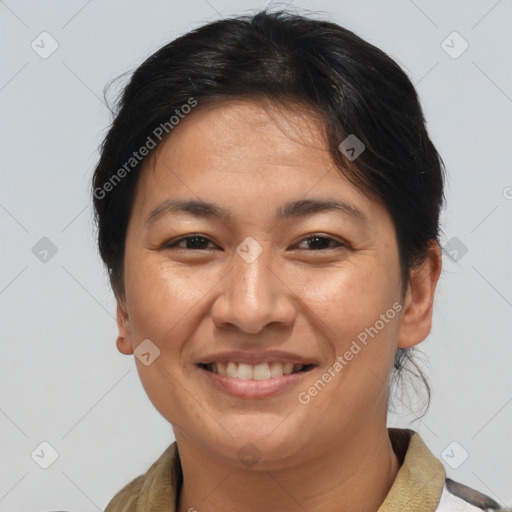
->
xmin=131 ymin=98 xmax=384 ymax=225
xmin=155 ymin=98 xmax=332 ymax=172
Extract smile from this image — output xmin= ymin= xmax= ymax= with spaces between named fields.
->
xmin=199 ymin=361 xmax=315 ymax=380
xmin=196 ymin=361 xmax=316 ymax=398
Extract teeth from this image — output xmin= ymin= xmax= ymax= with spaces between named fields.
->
xmin=253 ymin=363 xmax=270 ymax=380
xmin=226 ymin=361 xmax=238 ymax=378
xmin=208 ymin=362 xmax=306 ymax=380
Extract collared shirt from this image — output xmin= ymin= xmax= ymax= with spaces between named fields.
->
xmin=104 ymin=428 xmax=505 ymax=511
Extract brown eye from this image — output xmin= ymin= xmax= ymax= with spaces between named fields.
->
xmin=165 ymin=236 xmax=216 ymax=250
xmin=295 ymin=236 xmax=346 ymax=251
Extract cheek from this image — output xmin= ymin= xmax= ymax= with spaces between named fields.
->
xmin=299 ymin=261 xmax=397 ymax=335
xmin=124 ymin=256 xmax=214 ymax=428
xmin=124 ymin=252 xmax=216 ymax=342
xmin=298 ymin=269 xmax=400 ymax=431
xmin=298 ymin=262 xmax=400 ymax=387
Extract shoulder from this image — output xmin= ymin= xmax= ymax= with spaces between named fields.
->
xmin=104 ymin=442 xmax=180 ymax=512
xmin=104 ymin=474 xmax=145 ymax=512
xmin=385 ymin=428 xmax=509 ymax=512
xmin=435 ymin=478 xmax=508 ymax=512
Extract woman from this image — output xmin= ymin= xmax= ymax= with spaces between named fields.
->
xmin=92 ymin=10 xmax=506 ymax=512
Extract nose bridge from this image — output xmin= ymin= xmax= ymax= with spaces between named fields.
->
xmin=211 ymin=237 xmax=296 ymax=333
xmin=235 ymin=241 xmax=274 ymax=304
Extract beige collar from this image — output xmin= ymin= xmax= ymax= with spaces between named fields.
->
xmin=105 ymin=428 xmax=446 ymax=512
xmin=378 ymin=428 xmax=446 ymax=511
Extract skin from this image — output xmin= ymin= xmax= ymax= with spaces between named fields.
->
xmin=115 ymin=98 xmax=442 ymax=512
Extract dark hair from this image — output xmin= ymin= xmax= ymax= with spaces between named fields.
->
xmin=92 ymin=9 xmax=445 ymax=417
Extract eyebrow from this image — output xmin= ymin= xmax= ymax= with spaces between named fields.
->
xmin=145 ymin=198 xmax=369 ymax=226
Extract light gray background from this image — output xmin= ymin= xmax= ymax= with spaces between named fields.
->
xmin=1 ymin=1 xmax=511 ymax=510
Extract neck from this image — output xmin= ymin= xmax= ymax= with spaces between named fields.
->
xmin=176 ymin=423 xmax=400 ymax=512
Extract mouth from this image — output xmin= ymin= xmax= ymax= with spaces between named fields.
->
xmin=197 ymin=361 xmax=316 ymax=380
xmin=196 ymin=360 xmax=317 ymax=398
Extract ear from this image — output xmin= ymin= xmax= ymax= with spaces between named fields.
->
xmin=116 ymin=299 xmax=134 ymax=355
xmin=397 ymin=240 xmax=442 ymax=349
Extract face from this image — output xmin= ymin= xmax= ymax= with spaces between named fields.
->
xmin=116 ymin=98 xmax=430 ymax=468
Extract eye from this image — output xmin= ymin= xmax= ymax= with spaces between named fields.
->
xmin=161 ymin=234 xmax=346 ymax=252
xmin=164 ymin=235 xmax=217 ymax=250
xmin=294 ymin=235 xmax=346 ymax=251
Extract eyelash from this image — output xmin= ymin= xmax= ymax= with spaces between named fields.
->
xmin=163 ymin=234 xmax=347 ymax=251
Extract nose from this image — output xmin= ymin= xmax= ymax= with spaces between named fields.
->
xmin=210 ymin=244 xmax=297 ymax=334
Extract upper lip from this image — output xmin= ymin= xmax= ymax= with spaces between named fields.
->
xmin=197 ymin=350 xmax=318 ymax=366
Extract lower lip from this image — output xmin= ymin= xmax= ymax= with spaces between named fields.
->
xmin=196 ymin=365 xmax=315 ymax=398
